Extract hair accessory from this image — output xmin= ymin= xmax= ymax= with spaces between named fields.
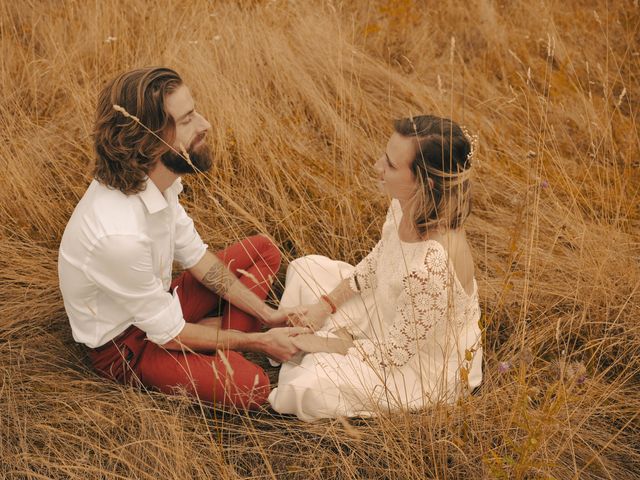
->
xmin=460 ymin=125 xmax=479 ymax=167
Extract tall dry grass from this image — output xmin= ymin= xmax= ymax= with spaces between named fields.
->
xmin=1 ymin=0 xmax=638 ymax=478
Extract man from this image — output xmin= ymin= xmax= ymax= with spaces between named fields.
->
xmin=58 ymin=67 xmax=306 ymax=410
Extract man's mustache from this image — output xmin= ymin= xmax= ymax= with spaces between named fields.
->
xmin=189 ymin=133 xmax=207 ymax=150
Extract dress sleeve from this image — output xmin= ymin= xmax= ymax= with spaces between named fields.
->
xmin=347 ymin=239 xmax=383 ymax=293
xmin=346 ymin=202 xmax=398 ymax=293
xmin=348 ymin=242 xmax=450 ymax=368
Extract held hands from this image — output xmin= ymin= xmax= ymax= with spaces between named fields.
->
xmin=260 ymin=326 xmax=310 ymax=362
xmin=286 ymin=301 xmax=332 ymax=331
xmin=260 ymin=305 xmax=308 ymax=327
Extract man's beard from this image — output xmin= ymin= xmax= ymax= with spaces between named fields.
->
xmin=160 ymin=140 xmax=213 ymax=175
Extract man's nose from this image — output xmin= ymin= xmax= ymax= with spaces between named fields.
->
xmin=198 ymin=113 xmax=212 ymax=132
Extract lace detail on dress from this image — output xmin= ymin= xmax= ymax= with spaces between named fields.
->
xmin=350 ymin=242 xmax=454 ymax=368
xmin=347 ymin=240 xmax=383 ymax=293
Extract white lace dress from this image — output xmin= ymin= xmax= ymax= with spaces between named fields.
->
xmin=268 ymin=200 xmax=483 ymax=421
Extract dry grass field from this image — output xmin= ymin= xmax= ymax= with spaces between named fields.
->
xmin=1 ymin=0 xmax=639 ymax=478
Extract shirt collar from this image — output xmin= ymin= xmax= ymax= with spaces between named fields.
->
xmin=138 ymin=177 xmax=183 ymax=214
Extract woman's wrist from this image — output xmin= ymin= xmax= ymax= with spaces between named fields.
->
xmin=317 ymin=297 xmax=333 ymax=314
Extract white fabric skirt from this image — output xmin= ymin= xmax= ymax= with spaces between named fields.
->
xmin=268 ymin=255 xmax=393 ymax=422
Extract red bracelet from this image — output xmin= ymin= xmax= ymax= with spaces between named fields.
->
xmin=320 ymin=294 xmax=337 ymax=314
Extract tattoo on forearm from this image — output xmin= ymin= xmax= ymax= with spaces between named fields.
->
xmin=202 ymin=262 xmax=235 ymax=297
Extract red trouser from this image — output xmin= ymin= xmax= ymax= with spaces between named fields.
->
xmin=88 ymin=235 xmax=281 ymax=410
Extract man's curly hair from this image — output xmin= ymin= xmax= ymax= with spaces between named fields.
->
xmin=93 ymin=67 xmax=182 ymax=195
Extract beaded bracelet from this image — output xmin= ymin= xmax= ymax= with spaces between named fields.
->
xmin=320 ymin=294 xmax=337 ymax=314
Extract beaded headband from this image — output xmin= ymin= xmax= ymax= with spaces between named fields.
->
xmin=421 ymin=125 xmax=477 ymax=183
xmin=460 ymin=125 xmax=478 ymax=168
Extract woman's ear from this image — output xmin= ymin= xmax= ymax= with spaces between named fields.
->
xmin=427 ymin=177 xmax=435 ymax=189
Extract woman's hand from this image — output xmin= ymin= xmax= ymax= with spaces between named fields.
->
xmin=287 ymin=301 xmax=332 ymax=331
xmin=259 ymin=327 xmax=311 ymax=362
xmin=290 ymin=333 xmax=353 ymax=355
xmin=261 ymin=305 xmax=308 ymax=327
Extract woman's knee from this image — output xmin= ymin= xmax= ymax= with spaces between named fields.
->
xmin=287 ymin=255 xmax=332 ymax=279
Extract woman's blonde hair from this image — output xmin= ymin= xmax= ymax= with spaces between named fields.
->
xmin=394 ymin=115 xmax=475 ymax=236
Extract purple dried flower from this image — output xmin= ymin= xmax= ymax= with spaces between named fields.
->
xmin=498 ymin=361 xmax=511 ymax=373
xmin=540 ymin=179 xmax=549 ymax=189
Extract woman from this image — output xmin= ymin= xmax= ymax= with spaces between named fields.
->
xmin=268 ymin=115 xmax=482 ymax=421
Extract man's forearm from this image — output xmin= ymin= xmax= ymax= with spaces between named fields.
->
xmin=189 ymin=251 xmax=273 ymax=321
xmin=162 ymin=322 xmax=309 ymax=363
xmin=161 ymin=322 xmax=265 ymax=352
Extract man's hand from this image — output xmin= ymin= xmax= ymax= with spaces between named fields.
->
xmin=287 ymin=301 xmax=331 ymax=331
xmin=259 ymin=327 xmax=310 ymax=362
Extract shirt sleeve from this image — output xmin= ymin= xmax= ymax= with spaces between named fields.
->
xmin=173 ymin=201 xmax=208 ymax=269
xmin=348 ymin=243 xmax=451 ymax=368
xmin=84 ymin=234 xmax=186 ymax=345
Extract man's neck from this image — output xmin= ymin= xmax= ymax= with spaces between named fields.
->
xmin=148 ymin=161 xmax=179 ymax=193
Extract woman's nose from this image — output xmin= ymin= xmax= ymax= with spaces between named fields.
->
xmin=374 ymin=157 xmax=384 ymax=174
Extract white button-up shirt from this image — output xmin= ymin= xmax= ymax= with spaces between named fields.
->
xmin=58 ymin=178 xmax=208 ymax=348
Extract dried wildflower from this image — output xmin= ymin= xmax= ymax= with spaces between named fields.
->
xmin=179 ymin=143 xmax=199 ymax=172
xmin=527 ymin=386 xmax=541 ymax=400
xmin=105 ymin=36 xmax=117 ymax=44
xmin=450 ymin=36 xmax=456 ymax=63
xmin=112 ymin=104 xmax=140 ymax=123
xmin=540 ymin=179 xmax=549 ymax=189
xmin=616 ymin=87 xmax=627 ymax=107
xmin=567 ymin=361 xmax=587 ymax=384
xmin=338 ymin=416 xmax=363 ymax=440
xmin=217 ymin=350 xmax=235 ymax=377
xmin=550 ymin=357 xmax=566 ymax=378
xmin=236 ymin=268 xmax=259 ymax=284
xmin=498 ymin=361 xmax=511 ymax=373
xmin=518 ymin=348 xmax=534 ymax=365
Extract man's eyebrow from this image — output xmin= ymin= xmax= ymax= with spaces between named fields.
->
xmin=176 ymin=107 xmax=195 ymax=122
